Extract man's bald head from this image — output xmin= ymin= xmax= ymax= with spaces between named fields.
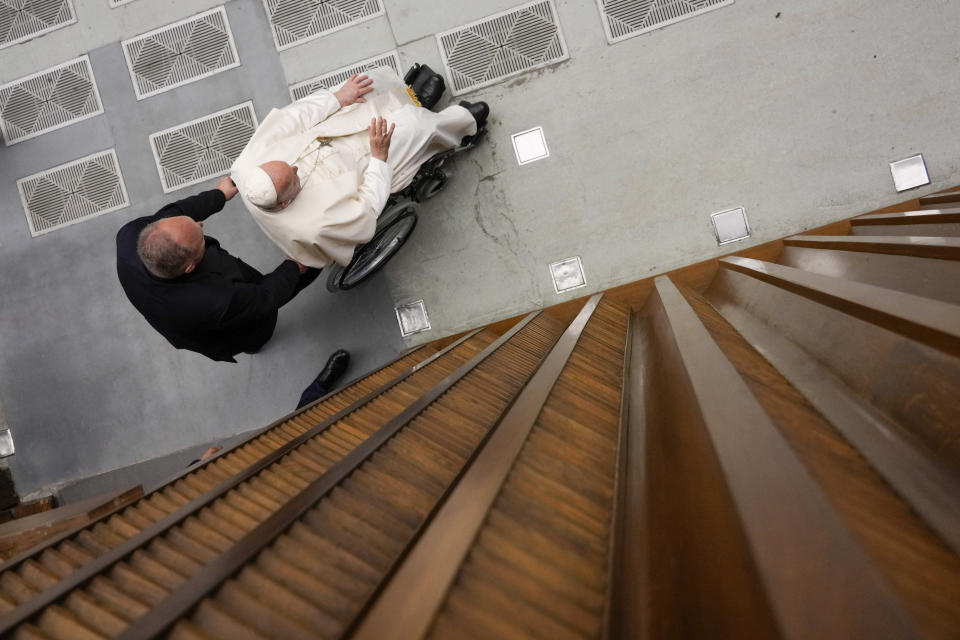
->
xmin=137 ymin=216 xmax=206 ymax=279
xmin=258 ymin=161 xmax=301 ymax=210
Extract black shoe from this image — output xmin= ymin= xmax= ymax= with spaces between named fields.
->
xmin=459 ymin=100 xmax=489 ymax=146
xmin=315 ymin=349 xmax=350 ymax=389
xmin=459 ymin=100 xmax=489 ymax=128
xmin=416 ymin=75 xmax=445 ymax=110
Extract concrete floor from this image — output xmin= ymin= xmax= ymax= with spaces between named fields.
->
xmin=2 ymin=0 xmax=959 ymax=499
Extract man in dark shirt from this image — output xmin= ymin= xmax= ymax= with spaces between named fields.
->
xmin=116 ymin=177 xmax=320 ymax=362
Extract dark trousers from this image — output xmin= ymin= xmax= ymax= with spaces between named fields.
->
xmin=242 ymin=267 xmax=322 ymax=357
xmin=297 ymin=374 xmax=331 ymax=410
xmin=293 ymin=267 xmax=328 ymax=409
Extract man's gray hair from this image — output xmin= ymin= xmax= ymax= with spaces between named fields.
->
xmin=137 ymin=222 xmax=194 ymax=279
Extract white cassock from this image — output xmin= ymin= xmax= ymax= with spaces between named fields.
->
xmin=230 ymin=67 xmax=477 ymax=268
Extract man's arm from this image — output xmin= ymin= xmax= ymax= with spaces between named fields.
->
xmin=155 ymin=177 xmax=238 ymax=222
xmin=216 ymin=260 xmax=304 ymax=330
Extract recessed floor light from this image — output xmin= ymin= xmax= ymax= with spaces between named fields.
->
xmin=395 ymin=300 xmax=431 ymax=336
xmin=550 ymin=256 xmax=587 ymax=293
xmin=890 ymin=154 xmax=930 ymax=192
xmin=0 ymin=430 xmax=14 ymax=458
xmin=512 ymin=126 xmax=550 ymax=165
xmin=711 ymin=207 xmax=751 ymax=245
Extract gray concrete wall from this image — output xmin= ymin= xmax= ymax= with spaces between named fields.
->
xmin=384 ymin=0 xmax=960 ymax=345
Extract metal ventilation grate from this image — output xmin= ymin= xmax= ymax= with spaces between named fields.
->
xmin=437 ymin=0 xmax=568 ymax=96
xmin=17 ymin=149 xmax=129 ymax=237
xmin=0 ymin=0 xmax=76 ymax=50
xmin=149 ymin=101 xmax=258 ymax=193
xmin=121 ymin=7 xmax=240 ymax=100
xmin=289 ymin=50 xmax=400 ymax=101
xmin=263 ymin=0 xmax=385 ymax=51
xmin=0 ymin=55 xmax=103 ymax=146
xmin=597 ymin=0 xmax=733 ymax=43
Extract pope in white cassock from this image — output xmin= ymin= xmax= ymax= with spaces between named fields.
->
xmin=230 ymin=67 xmax=482 ymax=269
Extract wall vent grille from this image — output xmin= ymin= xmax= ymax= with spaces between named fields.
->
xmin=149 ymin=101 xmax=257 ymax=193
xmin=121 ymin=6 xmax=240 ymax=100
xmin=263 ymin=0 xmax=384 ymax=51
xmin=597 ymin=0 xmax=733 ymax=43
xmin=437 ymin=0 xmax=568 ymax=96
xmin=17 ymin=149 xmax=129 ymax=237
xmin=289 ymin=50 xmax=400 ymax=101
xmin=0 ymin=55 xmax=103 ymax=146
xmin=0 ymin=0 xmax=76 ymax=50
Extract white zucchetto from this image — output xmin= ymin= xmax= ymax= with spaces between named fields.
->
xmin=234 ymin=166 xmax=278 ymax=209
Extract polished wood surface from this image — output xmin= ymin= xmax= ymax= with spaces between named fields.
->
xmin=853 ymin=207 xmax=960 ymax=224
xmin=601 ymin=310 xmax=634 ymax=640
xmin=919 ymin=193 xmax=960 ymax=208
xmin=148 ymin=314 xmax=567 ymax=639
xmin=0 ymin=342 xmax=476 ymax=635
xmin=784 ymin=234 xmax=960 ymax=259
xmin=721 ymin=255 xmax=960 ymax=357
xmin=693 ymin=284 xmax=960 ymax=638
xmin=353 ymin=295 xmax=608 ymax=639
xmin=426 ymin=297 xmax=627 ymax=640
xmin=5 ymin=184 xmax=960 ymax=638
xmin=779 ymin=245 xmax=960 ymax=305
xmin=650 ymin=276 xmax=917 ymax=639
xmin=0 ymin=489 xmax=141 ymax=560
xmin=709 ymin=264 xmax=960 ymax=488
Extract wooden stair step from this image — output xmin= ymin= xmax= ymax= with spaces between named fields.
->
xmin=615 ymin=275 xmax=918 ymax=639
xmin=714 ymin=256 xmax=960 ymax=474
xmin=354 ymin=296 xmax=630 ymax=640
xmin=919 ymin=193 xmax=960 ymax=208
xmin=686 ymin=284 xmax=960 ymax=638
xmin=0 ymin=336 xmax=488 ymax=637
xmin=780 ymin=235 xmax=960 ymax=305
xmin=851 ymin=208 xmax=960 ymax=236
xmin=110 ymin=313 xmax=567 ymax=640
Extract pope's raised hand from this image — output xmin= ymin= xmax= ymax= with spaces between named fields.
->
xmin=369 ymin=117 xmax=395 ymax=162
xmin=334 ymin=74 xmax=374 ymax=107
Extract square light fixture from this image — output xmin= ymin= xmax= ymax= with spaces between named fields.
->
xmin=549 ymin=256 xmax=587 ymax=293
xmin=0 ymin=430 xmax=14 ymax=458
xmin=512 ymin=126 xmax=549 ymax=165
xmin=395 ymin=300 xmax=431 ymax=336
xmin=711 ymin=207 xmax=751 ymax=245
xmin=889 ymin=154 xmax=930 ymax=192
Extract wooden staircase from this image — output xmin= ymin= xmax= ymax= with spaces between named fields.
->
xmin=1 ymin=190 xmax=960 ymax=638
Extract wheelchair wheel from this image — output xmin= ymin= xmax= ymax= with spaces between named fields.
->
xmin=326 ymin=206 xmax=419 ymax=292
xmin=414 ymin=172 xmax=447 ymax=201
xmin=325 ymin=263 xmax=347 ymax=292
xmin=377 ymin=197 xmax=417 ymax=229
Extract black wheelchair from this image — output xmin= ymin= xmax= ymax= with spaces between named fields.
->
xmin=324 ymin=126 xmax=486 ymax=292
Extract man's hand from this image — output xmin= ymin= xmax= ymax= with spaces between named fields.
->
xmin=216 ymin=176 xmax=239 ymax=201
xmin=285 ymin=257 xmax=308 ymax=274
xmin=369 ymin=116 xmax=395 ymax=162
xmin=334 ymin=74 xmax=373 ymax=107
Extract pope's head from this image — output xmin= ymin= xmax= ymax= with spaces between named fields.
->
xmin=241 ymin=161 xmax=301 ymax=210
